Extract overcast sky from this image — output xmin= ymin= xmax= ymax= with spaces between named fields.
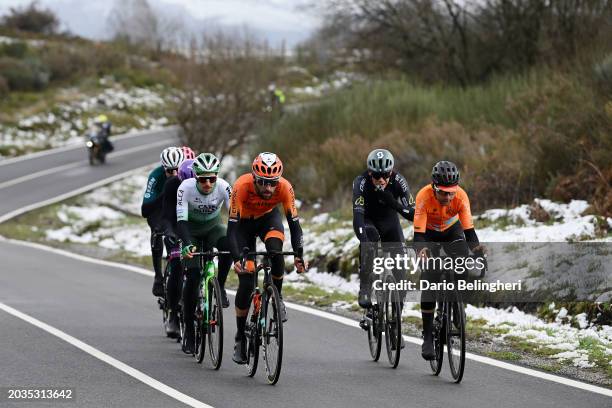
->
xmin=0 ymin=0 xmax=320 ymax=47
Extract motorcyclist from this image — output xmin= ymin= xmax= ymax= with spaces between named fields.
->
xmin=93 ymin=114 xmax=114 ymax=153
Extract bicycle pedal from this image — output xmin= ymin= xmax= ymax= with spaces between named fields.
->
xmin=359 ymin=318 xmax=370 ymax=331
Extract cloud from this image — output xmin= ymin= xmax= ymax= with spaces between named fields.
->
xmin=0 ymin=0 xmax=319 ymax=47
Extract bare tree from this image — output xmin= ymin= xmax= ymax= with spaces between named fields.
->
xmin=170 ymin=31 xmax=278 ymax=158
xmin=311 ymin=0 xmax=612 ymax=84
xmin=107 ymin=0 xmax=181 ymax=54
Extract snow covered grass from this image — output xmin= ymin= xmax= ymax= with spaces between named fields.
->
xmin=0 ymin=79 xmax=176 ymax=159
xmin=288 ymin=71 xmax=366 ymax=101
xmin=41 ymin=170 xmax=152 ymax=257
xmin=467 ymin=304 xmax=612 ymax=373
xmin=475 ymin=199 xmax=612 ymax=242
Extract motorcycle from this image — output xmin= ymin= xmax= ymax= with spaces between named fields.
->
xmin=86 ymin=130 xmax=108 ymax=165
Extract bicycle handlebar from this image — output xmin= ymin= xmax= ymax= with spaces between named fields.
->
xmin=190 ymin=251 xmax=231 ymax=258
xmin=240 ymin=248 xmax=300 ymax=258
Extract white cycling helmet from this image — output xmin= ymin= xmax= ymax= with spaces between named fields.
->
xmin=160 ymin=147 xmax=184 ymax=170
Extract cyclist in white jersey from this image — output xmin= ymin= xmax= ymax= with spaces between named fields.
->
xmin=176 ymin=153 xmax=232 ymax=354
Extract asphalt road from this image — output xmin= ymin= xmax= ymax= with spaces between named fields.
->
xmin=0 ymin=130 xmax=610 ymax=407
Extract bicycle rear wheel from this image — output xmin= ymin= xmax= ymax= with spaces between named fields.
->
xmin=429 ymin=306 xmax=444 ymax=375
xmin=207 ymin=277 xmax=224 ymax=370
xmin=245 ymin=292 xmax=260 ymax=377
xmin=446 ymin=301 xmax=466 ymax=383
xmin=263 ymin=284 xmax=283 ymax=385
xmin=384 ymin=275 xmax=402 ymax=368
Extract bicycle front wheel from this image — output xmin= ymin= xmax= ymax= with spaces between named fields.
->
xmin=263 ymin=284 xmax=283 ymax=385
xmin=367 ymin=301 xmax=382 ymax=361
xmin=429 ymin=305 xmax=444 ymax=375
xmin=384 ymin=275 xmax=402 ymax=368
xmin=195 ymin=304 xmax=206 ymax=363
xmin=245 ymin=292 xmax=260 ymax=377
xmin=446 ymin=301 xmax=466 ymax=383
xmin=207 ymin=277 xmax=224 ymax=370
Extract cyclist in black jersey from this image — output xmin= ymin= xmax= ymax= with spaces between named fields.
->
xmin=141 ymin=147 xmax=184 ymax=297
xmin=352 ymin=149 xmax=415 ymax=318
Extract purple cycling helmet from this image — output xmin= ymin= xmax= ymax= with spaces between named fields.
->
xmin=178 ymin=159 xmax=195 ymax=181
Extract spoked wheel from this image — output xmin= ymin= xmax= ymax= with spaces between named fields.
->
xmin=263 ymin=284 xmax=283 ymax=385
xmin=207 ymin=278 xmax=224 ymax=369
xmin=429 ymin=307 xmax=444 ymax=375
xmin=245 ymin=293 xmax=260 ymax=377
xmin=159 ymin=297 xmax=168 ymax=337
xmin=367 ymin=301 xmax=382 ymax=361
xmin=194 ymin=302 xmax=206 ymax=363
xmin=446 ymin=301 xmax=466 ymax=383
xmin=178 ymin=311 xmax=185 ymax=345
xmin=161 ymin=265 xmax=172 ymax=337
xmin=383 ymin=275 xmax=402 ymax=368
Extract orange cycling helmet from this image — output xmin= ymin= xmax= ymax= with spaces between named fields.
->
xmin=252 ymin=152 xmax=283 ymax=179
xmin=181 ymin=146 xmax=196 ymax=160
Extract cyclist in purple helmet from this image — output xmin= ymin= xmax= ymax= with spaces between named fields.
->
xmin=179 ymin=158 xmax=195 ymax=181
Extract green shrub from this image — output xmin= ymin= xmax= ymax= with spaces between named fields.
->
xmin=0 ymin=56 xmax=48 ymax=91
xmin=40 ymin=44 xmax=87 ymax=82
xmin=0 ymin=41 xmax=28 ymax=58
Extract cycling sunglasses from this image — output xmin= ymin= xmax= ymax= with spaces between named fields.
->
xmin=370 ymin=171 xmax=391 ymax=180
xmin=197 ymin=176 xmax=217 ymax=184
xmin=255 ymin=177 xmax=279 ymax=187
xmin=433 ymin=184 xmax=456 ymax=196
xmin=164 ymin=168 xmax=178 ymax=174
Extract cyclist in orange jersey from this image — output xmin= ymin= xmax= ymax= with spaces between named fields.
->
xmin=413 ymin=161 xmax=486 ymax=361
xmin=227 ymin=152 xmax=307 ymax=364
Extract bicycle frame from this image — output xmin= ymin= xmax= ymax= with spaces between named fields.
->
xmin=191 ymin=251 xmax=229 ymax=327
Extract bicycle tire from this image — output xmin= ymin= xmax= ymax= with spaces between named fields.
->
xmin=162 ymin=262 xmax=173 ymax=338
xmin=367 ymin=301 xmax=383 ymax=361
xmin=429 ymin=305 xmax=444 ymax=375
xmin=207 ymin=277 xmax=224 ymax=370
xmin=447 ymin=301 xmax=466 ymax=383
xmin=384 ymin=274 xmax=402 ymax=368
xmin=245 ymin=292 xmax=260 ymax=377
xmin=195 ymin=305 xmax=206 ymax=363
xmin=263 ymin=284 xmax=283 ymax=385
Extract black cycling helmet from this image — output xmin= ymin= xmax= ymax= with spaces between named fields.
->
xmin=432 ymin=161 xmax=460 ymax=191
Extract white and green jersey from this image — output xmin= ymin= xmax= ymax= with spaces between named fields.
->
xmin=176 ymin=178 xmax=231 ymax=227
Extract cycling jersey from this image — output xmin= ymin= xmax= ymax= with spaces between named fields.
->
xmin=352 ymin=171 xmax=414 ymax=242
xmin=227 ymin=173 xmax=303 ymax=261
xmin=161 ymin=176 xmax=181 ymax=236
xmin=141 ymin=166 xmax=170 ymax=225
xmin=176 ymin=177 xmax=231 ymax=241
xmin=413 ymin=184 xmax=473 ymax=233
xmin=228 ymin=174 xmax=298 ymax=221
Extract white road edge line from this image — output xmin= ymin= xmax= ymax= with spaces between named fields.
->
xmin=1 ymin=236 xmax=611 ymax=398
xmin=0 ymin=162 xmax=157 ymax=224
xmin=0 ymin=126 xmax=178 ymax=167
xmin=0 ymin=302 xmax=213 ymax=408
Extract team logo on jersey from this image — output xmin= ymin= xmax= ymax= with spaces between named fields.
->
xmin=260 ymin=152 xmax=277 ymax=167
xmin=355 ymin=196 xmax=364 ymax=206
